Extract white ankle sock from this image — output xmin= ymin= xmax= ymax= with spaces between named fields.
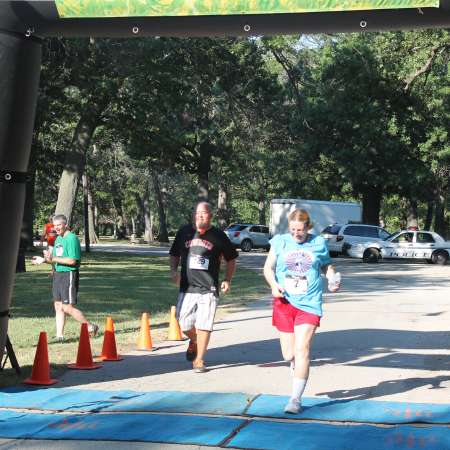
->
xmin=291 ymin=377 xmax=307 ymax=402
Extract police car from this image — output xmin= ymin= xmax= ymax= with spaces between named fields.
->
xmin=347 ymin=230 xmax=450 ymax=264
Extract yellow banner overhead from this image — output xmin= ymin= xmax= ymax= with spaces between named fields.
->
xmin=55 ymin=0 xmax=440 ymax=18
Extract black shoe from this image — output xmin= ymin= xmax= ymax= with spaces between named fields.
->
xmin=186 ymin=340 xmax=197 ymax=361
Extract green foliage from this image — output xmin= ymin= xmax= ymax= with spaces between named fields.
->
xmin=31 ymin=31 xmax=450 ymax=238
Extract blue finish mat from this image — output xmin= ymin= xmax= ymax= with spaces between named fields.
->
xmin=0 ymin=410 xmax=245 ymax=446
xmin=101 ymin=390 xmax=253 ymax=415
xmin=2 ymin=389 xmax=449 ymax=448
xmin=247 ymin=394 xmax=450 ymax=424
xmin=1 ymin=387 xmax=449 ymax=425
xmin=0 ymin=388 xmax=252 ymax=415
xmin=227 ymin=420 xmax=450 ymax=450
xmin=1 ymin=409 xmax=449 ymax=449
xmin=0 ymin=387 xmax=140 ymax=412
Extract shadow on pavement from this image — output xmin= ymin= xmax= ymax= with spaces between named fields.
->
xmin=316 ymin=375 xmax=450 ymax=401
xmin=313 ymin=328 xmax=450 ymax=366
xmin=50 ymin=327 xmax=450 ymax=402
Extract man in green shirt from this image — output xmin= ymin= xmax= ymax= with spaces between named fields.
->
xmin=32 ymin=214 xmax=98 ymax=341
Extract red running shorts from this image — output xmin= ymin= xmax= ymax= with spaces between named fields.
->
xmin=272 ymin=296 xmax=320 ymax=332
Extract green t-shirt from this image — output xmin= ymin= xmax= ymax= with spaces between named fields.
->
xmin=53 ymin=231 xmax=81 ymax=272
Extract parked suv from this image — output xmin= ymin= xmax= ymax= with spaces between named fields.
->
xmin=321 ymin=223 xmax=391 ymax=256
xmin=225 ymin=224 xmax=270 ymax=252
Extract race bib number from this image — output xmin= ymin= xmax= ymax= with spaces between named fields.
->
xmin=284 ymin=276 xmax=308 ymax=295
xmin=55 ymin=245 xmax=63 ymax=257
xmin=189 ymin=255 xmax=209 ymax=270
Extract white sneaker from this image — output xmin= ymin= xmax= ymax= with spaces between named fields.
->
xmin=284 ymin=398 xmax=302 ymax=414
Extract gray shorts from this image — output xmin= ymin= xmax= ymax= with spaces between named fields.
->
xmin=52 ymin=271 xmax=79 ymax=305
xmin=176 ymin=292 xmax=218 ymax=332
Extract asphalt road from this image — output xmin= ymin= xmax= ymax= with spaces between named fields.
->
xmin=59 ymin=246 xmax=450 ymax=403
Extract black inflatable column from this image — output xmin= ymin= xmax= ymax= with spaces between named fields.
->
xmin=0 ymin=30 xmax=42 ymax=362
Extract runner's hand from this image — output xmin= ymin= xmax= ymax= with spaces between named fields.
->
xmin=271 ymin=283 xmax=285 ymax=298
xmin=327 ymin=272 xmax=341 ymax=293
xmin=221 ymin=280 xmax=231 ymax=294
xmin=31 ymin=256 xmax=45 ymax=265
xmin=43 ymin=249 xmax=52 ymax=262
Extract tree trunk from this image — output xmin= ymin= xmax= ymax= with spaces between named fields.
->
xmin=82 ymin=173 xmax=90 ymax=253
xmin=55 ymin=101 xmax=107 ymax=225
xmin=258 ymin=198 xmax=266 ymax=225
xmin=114 ymin=219 xmax=127 ymax=239
xmin=111 ymin=181 xmax=127 ymax=239
xmin=361 ymin=187 xmax=382 ymax=225
xmin=142 ymin=184 xmax=154 ymax=243
xmin=133 ymin=192 xmax=147 ymax=238
xmin=87 ymin=184 xmax=98 ymax=244
xmin=197 ymin=141 xmax=212 ymax=201
xmin=114 ymin=210 xmax=127 ymax=240
xmin=406 ymin=199 xmax=418 ymax=230
xmin=149 ymin=213 xmax=154 ymax=242
xmin=152 ymin=170 xmax=169 ymax=242
xmin=89 ymin=143 xmax=100 ymax=242
xmin=424 ymin=201 xmax=434 ymax=231
xmin=216 ymin=182 xmax=228 ymax=230
xmin=433 ymin=192 xmax=447 ymax=237
xmin=126 ymin=220 xmax=132 ymax=237
xmin=94 ymin=205 xmax=99 ymax=235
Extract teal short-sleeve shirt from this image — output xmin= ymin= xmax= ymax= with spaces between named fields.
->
xmin=53 ymin=232 xmax=81 ymax=272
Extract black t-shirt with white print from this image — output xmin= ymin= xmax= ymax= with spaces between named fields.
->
xmin=169 ymin=224 xmax=238 ymax=294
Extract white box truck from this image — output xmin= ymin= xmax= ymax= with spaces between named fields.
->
xmin=269 ymin=199 xmax=362 ymax=236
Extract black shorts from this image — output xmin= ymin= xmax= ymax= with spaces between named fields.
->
xmin=52 ymin=271 xmax=79 ymax=305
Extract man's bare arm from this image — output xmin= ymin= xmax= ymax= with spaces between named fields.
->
xmin=170 ymin=255 xmax=181 ymax=285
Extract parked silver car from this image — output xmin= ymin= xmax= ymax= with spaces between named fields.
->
xmin=225 ymin=224 xmax=270 ymax=252
xmin=321 ymin=223 xmax=391 ymax=256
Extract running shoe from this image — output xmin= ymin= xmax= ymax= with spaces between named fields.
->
xmin=284 ymin=398 xmax=302 ymax=414
xmin=193 ymin=361 xmax=208 ymax=373
xmin=186 ymin=340 xmax=197 ymax=361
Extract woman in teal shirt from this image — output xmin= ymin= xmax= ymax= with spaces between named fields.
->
xmin=264 ymin=209 xmax=341 ymax=414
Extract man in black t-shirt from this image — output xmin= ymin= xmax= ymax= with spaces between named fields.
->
xmin=170 ymin=202 xmax=238 ymax=373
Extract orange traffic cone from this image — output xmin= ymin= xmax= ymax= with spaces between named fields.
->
xmin=68 ymin=323 xmax=102 ymax=370
xmin=101 ymin=316 xmax=122 ymax=361
xmin=167 ymin=306 xmax=183 ymax=341
xmin=137 ymin=312 xmax=154 ymax=351
xmin=24 ymin=332 xmax=58 ymax=385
